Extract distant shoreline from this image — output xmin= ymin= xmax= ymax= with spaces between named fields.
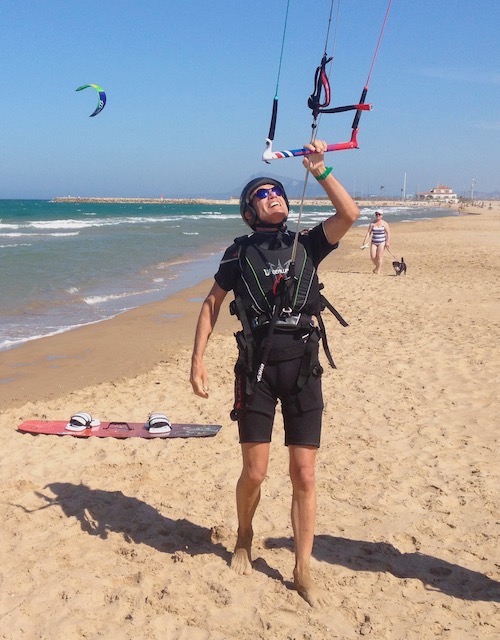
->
xmin=51 ymin=196 xmax=240 ymax=205
xmin=50 ymin=196 xmax=467 ymax=209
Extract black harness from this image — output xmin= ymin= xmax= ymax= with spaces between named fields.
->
xmin=229 ymin=232 xmax=347 ymax=420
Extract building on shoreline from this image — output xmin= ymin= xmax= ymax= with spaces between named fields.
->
xmin=418 ymin=184 xmax=458 ymax=203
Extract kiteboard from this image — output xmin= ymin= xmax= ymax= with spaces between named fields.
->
xmin=17 ymin=420 xmax=221 ymax=440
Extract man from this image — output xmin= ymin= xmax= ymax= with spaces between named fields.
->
xmin=190 ymin=139 xmax=359 ymax=607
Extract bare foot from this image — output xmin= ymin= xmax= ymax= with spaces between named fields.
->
xmin=293 ymin=567 xmax=329 ymax=608
xmin=231 ymin=547 xmax=252 ymax=575
xmin=230 ymin=531 xmax=253 ymax=576
xmin=373 ymin=268 xmax=381 ymax=274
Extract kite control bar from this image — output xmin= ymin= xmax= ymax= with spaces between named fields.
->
xmin=263 ymin=82 xmax=372 ymax=162
xmin=263 ymin=130 xmax=357 ymax=161
xmin=262 ymin=112 xmax=370 ymax=162
xmin=262 ymin=0 xmax=392 ymax=164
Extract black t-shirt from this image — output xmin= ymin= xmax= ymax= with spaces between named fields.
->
xmin=215 ymin=223 xmax=338 ymax=292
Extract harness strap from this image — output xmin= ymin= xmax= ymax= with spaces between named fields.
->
xmin=295 ymin=328 xmax=322 ymax=391
xmin=230 ymin=296 xmax=260 ymax=420
xmin=231 ymin=297 xmax=256 ymax=376
xmin=255 ymin=293 xmax=285 ymax=383
xmin=317 ymin=312 xmax=336 ymax=369
xmin=316 ymin=291 xmax=349 ymax=370
xmin=320 ymin=292 xmax=349 ymax=327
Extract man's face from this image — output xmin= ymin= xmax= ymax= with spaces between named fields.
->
xmin=250 ymin=184 xmax=288 ymax=227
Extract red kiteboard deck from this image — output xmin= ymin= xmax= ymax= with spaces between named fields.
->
xmin=17 ymin=420 xmax=221 ymax=439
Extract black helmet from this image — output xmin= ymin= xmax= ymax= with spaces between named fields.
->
xmin=239 ymin=177 xmax=289 ymax=229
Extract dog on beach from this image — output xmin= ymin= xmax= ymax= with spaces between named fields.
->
xmin=392 ymin=257 xmax=407 ymax=276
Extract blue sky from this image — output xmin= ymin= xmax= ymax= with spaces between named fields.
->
xmin=1 ymin=0 xmax=498 ymax=199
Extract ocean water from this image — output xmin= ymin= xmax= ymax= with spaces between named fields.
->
xmin=0 ymin=199 xmax=458 ymax=352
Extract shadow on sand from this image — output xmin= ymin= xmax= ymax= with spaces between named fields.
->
xmin=18 ymin=482 xmax=287 ymax=581
xmin=26 ymin=482 xmax=229 ymax=557
xmin=265 ymin=534 xmax=500 ymax=602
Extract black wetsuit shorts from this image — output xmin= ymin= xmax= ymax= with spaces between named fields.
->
xmin=237 ymin=353 xmax=324 ymax=448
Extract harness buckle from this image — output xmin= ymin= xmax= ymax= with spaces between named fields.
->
xmin=250 ymin=312 xmax=309 ymax=331
xmin=275 ymin=313 xmax=300 ymax=329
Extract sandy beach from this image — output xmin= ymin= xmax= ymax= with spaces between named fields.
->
xmin=1 ymin=204 xmax=498 ymax=639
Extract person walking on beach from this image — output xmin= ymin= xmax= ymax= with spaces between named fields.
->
xmin=361 ymin=210 xmax=391 ymax=274
xmin=190 ymin=140 xmax=360 ymax=608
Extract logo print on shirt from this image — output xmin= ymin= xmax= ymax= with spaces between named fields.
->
xmin=263 ymin=259 xmax=291 ymax=277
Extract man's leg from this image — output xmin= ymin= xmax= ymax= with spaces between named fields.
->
xmin=289 ymin=445 xmax=327 ymax=607
xmin=231 ymin=441 xmax=270 ymax=575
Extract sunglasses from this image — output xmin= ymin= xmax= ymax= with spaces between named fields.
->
xmin=253 ymin=186 xmax=284 ymax=200
xmin=375 ymin=212 xmax=383 ymax=216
